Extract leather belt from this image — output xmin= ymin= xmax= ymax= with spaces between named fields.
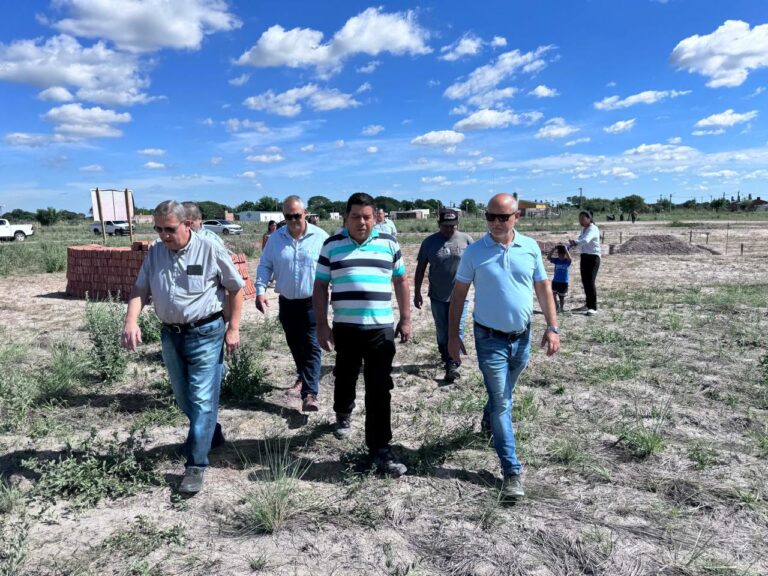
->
xmin=474 ymin=321 xmax=529 ymax=341
xmin=163 ymin=311 xmax=223 ymax=334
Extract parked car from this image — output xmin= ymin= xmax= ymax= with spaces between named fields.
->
xmin=0 ymin=219 xmax=35 ymax=241
xmin=203 ymin=219 xmax=242 ymax=235
xmin=90 ymin=220 xmax=133 ymax=236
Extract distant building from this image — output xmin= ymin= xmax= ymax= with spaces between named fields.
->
xmin=132 ymin=215 xmax=154 ymax=224
xmin=329 ymin=212 xmax=342 ymax=220
xmin=518 ymin=200 xmax=556 ymax=218
xmin=391 ymin=209 xmax=431 ymax=220
xmin=238 ymin=211 xmax=283 ymax=222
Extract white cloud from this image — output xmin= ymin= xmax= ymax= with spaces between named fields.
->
xmin=144 ymin=161 xmax=165 ymax=169
xmin=265 ymin=145 xmax=282 ymax=154
xmin=51 ymin=0 xmax=241 ymax=53
xmin=695 ymin=108 xmax=758 ymax=128
xmin=671 ymin=20 xmax=768 ymax=88
xmin=411 ymin=130 xmax=465 ymax=146
xmin=534 ymin=117 xmax=579 ymax=139
xmin=246 ymin=154 xmax=285 ymax=163
xmin=668 ymin=136 xmax=682 ymax=144
xmin=453 ymin=109 xmax=523 ymax=131
xmin=606 ymin=81 xmax=617 ymax=87
xmin=4 ymin=133 xmax=58 ymax=147
xmin=335 ymin=139 xmax=345 ymax=147
xmin=528 ymin=84 xmax=558 ymax=98
xmin=202 ymin=117 xmax=214 ymax=126
xmin=444 ymin=45 xmax=554 ymax=101
xmin=43 ymin=103 xmax=131 ymax=139
xmin=356 ymin=82 xmax=372 ymax=93
xmin=229 ymin=73 xmax=250 ymax=86
xmin=362 ymin=124 xmax=384 ymax=136
xmin=565 ymin=137 xmax=591 ymax=146
xmin=421 ymin=175 xmax=450 ymax=185
xmin=594 ymin=89 xmax=691 ymax=110
xmin=440 ymin=34 xmax=483 ymax=62
xmin=0 ymin=34 xmax=153 ymax=106
xmin=491 ymin=36 xmax=507 ymax=48
xmin=748 ymin=86 xmax=765 ymax=97
xmin=243 ymin=84 xmax=359 ymax=117
xmin=137 ymin=148 xmax=165 ymax=156
xmin=367 ymin=146 xmax=378 ymax=153
xmin=236 ymin=7 xmax=430 ymax=77
xmin=449 ymin=105 xmax=469 ymax=116
xmin=239 ymin=171 xmax=259 ymax=178
xmin=427 ymin=79 xmax=440 ymax=87
xmin=467 ymin=149 xmax=482 ymax=156
xmin=37 ymin=86 xmax=74 ymax=102
xmin=700 ymin=169 xmax=739 ymax=179
xmin=210 ymin=156 xmax=223 ymax=165
xmin=466 ymin=87 xmax=517 ymax=108
xmin=692 ymin=129 xmax=726 ymax=136
xmin=79 ymin=164 xmax=103 ymax=172
xmin=222 ymin=118 xmax=269 ymax=133
xmin=601 ymin=167 xmax=637 ymax=180
xmin=623 ymin=143 xmax=697 ymax=162
xmin=356 ymin=60 xmax=380 ymax=74
xmin=604 ymin=118 xmax=636 ymax=134
xmin=300 ymin=144 xmax=315 ymax=152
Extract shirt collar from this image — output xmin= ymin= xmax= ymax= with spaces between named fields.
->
xmin=482 ymin=230 xmax=521 ymax=248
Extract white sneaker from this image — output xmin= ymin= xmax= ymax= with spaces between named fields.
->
xmin=585 ymin=309 xmax=598 ymax=316
xmin=571 ymin=305 xmax=589 ymax=313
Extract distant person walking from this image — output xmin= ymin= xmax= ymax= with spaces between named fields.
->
xmin=448 ymin=193 xmax=560 ymax=499
xmin=413 ymin=208 xmax=472 ymax=382
xmin=261 ymin=220 xmax=277 ymax=250
xmin=547 ymin=244 xmax=572 ymax=313
xmin=374 ymin=208 xmax=397 ymax=237
xmin=630 ymin=210 xmax=637 ymax=224
xmin=183 ymin=202 xmax=226 ymax=250
xmin=569 ymin=211 xmax=601 ymax=315
xmin=256 ymin=196 xmax=328 ymax=412
xmin=313 ymin=192 xmax=411 ymax=477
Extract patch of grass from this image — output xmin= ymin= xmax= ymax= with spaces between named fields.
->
xmin=23 ymin=431 xmax=162 ymax=508
xmin=0 ymin=479 xmax=23 ymax=515
xmin=41 ymin=242 xmax=67 ymax=273
xmin=221 ymin=343 xmax=270 ymax=404
xmin=549 ymin=437 xmax=589 ymax=467
xmin=588 ymin=359 xmax=640 ymax=384
xmin=236 ymin=438 xmax=310 ymax=534
xmin=130 ymin=403 xmax=184 ymax=433
xmin=512 ymin=390 xmax=539 ymax=421
xmin=0 ymin=516 xmax=28 ymax=576
xmin=0 ymin=371 xmax=38 ymax=432
xmin=37 ymin=341 xmax=91 ymax=401
xmin=407 ymin=421 xmax=478 ymax=475
xmin=103 ymin=515 xmax=185 ymax=557
xmin=618 ymin=422 xmax=665 ymax=459
xmin=753 ymin=425 xmax=768 ymax=459
xmin=85 ymin=297 xmax=128 ymax=384
xmin=688 ymin=443 xmax=719 ymax=469
xmin=256 ymin=318 xmax=281 ymax=350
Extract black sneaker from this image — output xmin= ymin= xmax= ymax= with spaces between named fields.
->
xmin=333 ymin=413 xmax=352 ymax=439
xmin=501 ymin=473 xmax=524 ymax=499
xmin=211 ymin=423 xmax=225 ymax=449
xmin=444 ymin=362 xmax=461 ymax=383
xmin=178 ymin=466 xmax=205 ymax=494
xmin=372 ymin=447 xmax=407 ymax=477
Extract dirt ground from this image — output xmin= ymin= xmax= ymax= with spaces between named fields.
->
xmin=1 ymin=220 xmax=767 ymax=576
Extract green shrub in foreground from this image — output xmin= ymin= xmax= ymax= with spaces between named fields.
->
xmin=85 ymin=297 xmax=127 ymax=384
xmin=221 ymin=344 xmax=270 ymax=403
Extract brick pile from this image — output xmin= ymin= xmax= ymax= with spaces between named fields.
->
xmin=66 ymin=243 xmax=256 ymax=301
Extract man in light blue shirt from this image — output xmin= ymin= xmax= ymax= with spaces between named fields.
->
xmin=256 ymin=195 xmax=328 ymax=412
xmin=374 ymin=208 xmax=397 ymax=237
xmin=448 ymin=193 xmax=560 ymax=500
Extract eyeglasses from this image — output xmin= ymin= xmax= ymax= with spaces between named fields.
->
xmin=153 ymin=223 xmax=182 ymax=234
xmin=283 ymin=213 xmax=303 ymax=221
xmin=484 ymin=212 xmax=516 ymax=222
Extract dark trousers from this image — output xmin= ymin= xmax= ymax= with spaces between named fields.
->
xmin=332 ymin=325 xmax=396 ymax=452
xmin=580 ymin=254 xmax=601 ymax=310
xmin=278 ymin=296 xmax=322 ymax=398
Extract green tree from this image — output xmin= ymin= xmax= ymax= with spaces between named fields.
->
xmin=256 ymin=196 xmax=280 ymax=211
xmin=308 ymin=195 xmax=332 ymax=210
xmin=618 ymin=194 xmax=646 ymax=213
xmin=460 ymin=198 xmax=478 ymax=214
xmin=373 ymin=196 xmax=401 ymax=213
xmin=195 ymin=201 xmax=231 ymax=219
xmin=2 ymin=209 xmax=36 ymax=221
xmin=234 ymin=200 xmax=260 ymax=212
xmin=35 ymin=207 xmax=61 ymax=226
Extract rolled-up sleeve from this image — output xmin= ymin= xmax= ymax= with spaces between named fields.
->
xmin=215 ymin=246 xmax=245 ymax=292
xmin=133 ymin=252 xmax=151 ymax=298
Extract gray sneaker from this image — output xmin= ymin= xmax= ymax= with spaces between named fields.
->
xmin=501 ymin=474 xmax=524 ymax=499
xmin=333 ymin=413 xmax=352 ymax=439
xmin=372 ymin=448 xmax=407 ymax=477
xmin=179 ymin=466 xmax=205 ymax=494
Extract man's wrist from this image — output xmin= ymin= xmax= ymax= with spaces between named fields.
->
xmin=546 ymin=325 xmax=560 ymax=334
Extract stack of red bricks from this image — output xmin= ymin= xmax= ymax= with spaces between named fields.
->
xmin=66 ymin=242 xmax=256 ymax=301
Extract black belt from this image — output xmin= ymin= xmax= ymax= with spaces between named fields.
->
xmin=163 ymin=311 xmax=223 ymax=333
xmin=279 ymin=295 xmax=312 ymax=304
xmin=474 ymin=321 xmax=529 ymax=341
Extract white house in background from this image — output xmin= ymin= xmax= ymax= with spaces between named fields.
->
xmin=238 ymin=211 xmax=283 ymax=222
xmin=391 ymin=208 xmax=432 ymax=220
xmin=329 ymin=212 xmax=342 ymax=220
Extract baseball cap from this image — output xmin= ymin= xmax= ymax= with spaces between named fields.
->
xmin=438 ymin=208 xmax=459 ymax=224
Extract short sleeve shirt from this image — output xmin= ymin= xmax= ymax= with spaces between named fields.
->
xmin=549 ymin=257 xmax=571 ymax=284
xmin=416 ymin=231 xmax=473 ymax=301
xmin=455 ymin=231 xmax=547 ymax=333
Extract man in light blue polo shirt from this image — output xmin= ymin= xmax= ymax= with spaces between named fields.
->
xmin=256 ymin=195 xmax=328 ymax=412
xmin=448 ymin=193 xmax=560 ymax=499
xmin=374 ymin=208 xmax=397 ymax=237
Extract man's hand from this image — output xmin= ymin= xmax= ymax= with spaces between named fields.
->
xmin=225 ymin=327 xmax=240 ymax=355
xmin=395 ymin=318 xmax=411 ymax=343
xmin=255 ymin=294 xmax=269 ymax=313
xmin=413 ymin=293 xmax=423 ymax=309
xmin=122 ymin=322 xmax=142 ymax=351
xmin=317 ymin=323 xmax=334 ymax=351
xmin=448 ymin=336 xmax=466 ymax=363
xmin=540 ymin=331 xmax=560 ymax=356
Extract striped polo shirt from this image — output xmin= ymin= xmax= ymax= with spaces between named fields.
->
xmin=316 ymin=228 xmax=405 ymax=327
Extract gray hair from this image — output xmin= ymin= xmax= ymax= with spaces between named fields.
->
xmin=154 ymin=200 xmax=187 ymax=222
xmin=182 ymin=201 xmax=202 ymax=220
xmin=282 ymin=195 xmax=305 ymax=211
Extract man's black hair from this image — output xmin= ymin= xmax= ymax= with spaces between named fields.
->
xmin=345 ymin=192 xmax=374 ymax=215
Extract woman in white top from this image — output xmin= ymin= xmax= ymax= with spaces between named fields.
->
xmin=568 ymin=211 xmax=601 ymax=315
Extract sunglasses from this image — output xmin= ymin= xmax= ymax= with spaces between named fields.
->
xmin=153 ymin=223 xmax=183 ymax=234
xmin=484 ymin=212 xmax=516 ymax=222
xmin=283 ymin=213 xmax=304 ymax=221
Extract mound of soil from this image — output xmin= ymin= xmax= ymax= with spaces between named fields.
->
xmin=613 ymin=234 xmax=711 ymax=255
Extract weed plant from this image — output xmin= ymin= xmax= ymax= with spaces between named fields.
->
xmin=0 ymin=371 xmax=37 ymax=432
xmin=687 ymin=444 xmax=719 ymax=469
xmin=137 ymin=308 xmax=163 ymax=344
xmin=40 ymin=242 xmax=67 ymax=273
xmin=0 ymin=479 xmax=23 ymax=515
xmin=221 ymin=344 xmax=269 ymax=403
xmin=0 ymin=516 xmax=28 ymax=576
xmin=103 ymin=516 xmax=185 ymax=556
xmin=618 ymin=422 xmax=665 ymax=459
xmin=85 ymin=297 xmax=127 ymax=384
xmin=36 ymin=341 xmax=91 ymax=401
xmin=23 ymin=431 xmax=161 ymax=508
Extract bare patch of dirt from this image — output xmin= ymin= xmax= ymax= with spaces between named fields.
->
xmin=613 ymin=234 xmax=712 ymax=255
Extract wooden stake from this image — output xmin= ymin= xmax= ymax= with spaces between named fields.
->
xmin=95 ymin=187 xmax=107 ymax=244
xmin=124 ymin=188 xmax=134 ymax=243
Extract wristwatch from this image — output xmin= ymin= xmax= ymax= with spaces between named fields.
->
xmin=546 ymin=325 xmax=560 ymax=334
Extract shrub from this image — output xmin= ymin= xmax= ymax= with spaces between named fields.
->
xmin=0 ymin=479 xmax=23 ymax=515
xmin=0 ymin=516 xmax=28 ymax=576
xmin=40 ymin=243 xmax=67 ymax=273
xmin=37 ymin=342 xmax=91 ymax=401
xmin=85 ymin=297 xmax=127 ymax=384
xmin=221 ymin=344 xmax=270 ymax=403
xmin=0 ymin=371 xmax=37 ymax=432
xmin=23 ymin=431 xmax=161 ymax=508
xmin=137 ymin=308 xmax=162 ymax=344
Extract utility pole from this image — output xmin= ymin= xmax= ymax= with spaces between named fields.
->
xmin=578 ymin=187 xmax=583 ymax=209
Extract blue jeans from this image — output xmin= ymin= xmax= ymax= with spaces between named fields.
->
xmin=475 ymin=323 xmax=531 ymax=476
xmin=278 ymin=296 xmax=322 ymax=398
xmin=161 ymin=317 xmax=225 ymax=467
xmin=431 ymin=298 xmax=468 ymax=365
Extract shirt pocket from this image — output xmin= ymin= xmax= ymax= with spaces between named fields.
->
xmin=186 ymin=274 xmax=206 ymax=294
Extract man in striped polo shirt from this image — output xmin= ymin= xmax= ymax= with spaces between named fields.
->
xmin=313 ymin=192 xmax=411 ymax=477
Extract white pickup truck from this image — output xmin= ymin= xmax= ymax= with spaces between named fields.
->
xmin=90 ymin=220 xmax=133 ymax=236
xmin=0 ymin=219 xmax=35 ymax=241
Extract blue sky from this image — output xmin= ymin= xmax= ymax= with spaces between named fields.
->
xmin=1 ymin=0 xmax=767 ymax=214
